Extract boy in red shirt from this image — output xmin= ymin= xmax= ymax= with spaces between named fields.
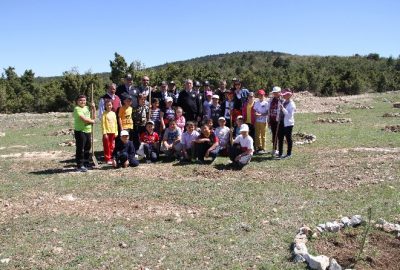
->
xmin=139 ymin=121 xmax=159 ymax=163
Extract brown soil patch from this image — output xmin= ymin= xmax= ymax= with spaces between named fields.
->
xmin=382 ymin=112 xmax=400 ymax=117
xmin=0 ymin=151 xmax=64 ymax=159
xmin=315 ymin=118 xmax=352 ymax=124
xmin=1 ymin=192 xmax=200 ymax=223
xmin=288 ymin=147 xmax=400 ymax=190
xmin=382 ymin=125 xmax=400 ymax=132
xmin=312 ymin=227 xmax=400 ymax=270
xmin=294 ymin=91 xmax=374 ymax=113
xmin=292 ymin=132 xmax=316 ymax=145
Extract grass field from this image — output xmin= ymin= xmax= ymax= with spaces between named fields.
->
xmin=0 ymin=92 xmax=399 ymax=269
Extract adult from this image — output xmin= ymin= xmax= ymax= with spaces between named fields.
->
xmin=137 ymin=75 xmax=152 ymax=97
xmin=232 ymin=79 xmax=249 ymax=111
xmin=277 ymin=89 xmax=296 ymax=159
xmin=155 ymin=81 xmax=175 ymax=111
xmin=116 ymin=74 xmax=138 ymax=107
xmin=176 ymin=79 xmax=203 ymax=122
xmin=98 ymin=83 xmax=121 ymax=119
xmin=215 ymin=80 xmax=227 ymax=103
xmin=168 ymin=80 xmax=179 ymax=103
xmin=253 ymin=90 xmax=268 ymax=153
xmin=267 ymin=86 xmax=282 ymax=156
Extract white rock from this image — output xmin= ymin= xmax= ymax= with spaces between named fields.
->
xmin=304 ymin=254 xmax=330 ymax=270
xmin=318 ymin=224 xmax=326 ymax=230
xmin=0 ymin=258 xmax=10 ymax=264
xmin=329 ymin=258 xmax=342 ymax=270
xmin=325 ymin=221 xmax=340 ymax=232
xmin=293 ymin=242 xmax=308 ymax=256
xmin=340 ymin=217 xmax=351 ymax=226
xmin=350 ymin=215 xmax=363 ymax=226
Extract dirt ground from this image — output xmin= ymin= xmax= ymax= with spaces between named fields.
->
xmin=312 ymin=227 xmax=400 ymax=269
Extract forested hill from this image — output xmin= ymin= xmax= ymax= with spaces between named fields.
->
xmin=0 ymin=51 xmax=399 ymax=113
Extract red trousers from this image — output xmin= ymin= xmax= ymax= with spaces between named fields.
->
xmin=103 ymin=133 xmax=116 ymax=161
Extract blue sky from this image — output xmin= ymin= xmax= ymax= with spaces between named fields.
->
xmin=1 ymin=0 xmax=399 ymax=77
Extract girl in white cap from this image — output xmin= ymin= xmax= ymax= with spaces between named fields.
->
xmin=229 ymin=124 xmax=254 ymax=168
xmin=277 ymin=89 xmax=296 ymax=159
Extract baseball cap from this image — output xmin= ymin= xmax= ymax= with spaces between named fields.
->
xmin=239 ymin=124 xmax=249 ymax=132
xmin=271 ymin=86 xmax=282 ymax=93
xmin=125 ymin=74 xmax=133 ymax=80
xmin=120 ymin=130 xmax=129 ymax=136
xmin=165 ymin=97 xmax=173 ymax=102
xmin=146 ymin=120 xmax=155 ymax=126
xmin=212 ymin=94 xmax=220 ymax=99
xmin=206 ymin=91 xmax=212 ymax=96
xmin=257 ymin=89 xmax=266 ymax=96
xmin=218 ymin=117 xmax=226 ymax=121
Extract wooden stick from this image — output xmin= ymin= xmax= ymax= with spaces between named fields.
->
xmin=91 ymin=84 xmax=99 ymax=167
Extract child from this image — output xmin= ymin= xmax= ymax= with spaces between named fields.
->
xmin=180 ymin=121 xmax=200 ymax=162
xmin=206 ymin=118 xmax=214 ymax=131
xmin=202 ymin=91 xmax=213 ymax=121
xmin=161 ymin=97 xmax=175 ymax=130
xmin=215 ymin=117 xmax=231 ymax=156
xmin=139 ymin=121 xmax=159 ymax=163
xmin=209 ymin=95 xmax=222 ymax=128
xmin=73 ymin=94 xmax=96 ymax=172
xmin=150 ymin=98 xmax=162 ymax=135
xmin=175 ymin=107 xmax=186 ymax=133
xmin=117 ymin=94 xmax=134 ymax=140
xmin=112 ymin=130 xmax=139 ymax=168
xmin=253 ymin=89 xmax=268 ymax=154
xmin=233 ymin=115 xmax=244 ymax=139
xmin=229 ymin=124 xmax=254 ymax=169
xmin=101 ymin=100 xmax=118 ymax=164
xmin=133 ymin=94 xmax=149 ymax=149
xmin=277 ymin=89 xmax=296 ymax=159
xmin=161 ymin=119 xmax=182 ymax=159
xmin=221 ymin=90 xmax=235 ymax=128
xmin=193 ymin=124 xmax=219 ymax=164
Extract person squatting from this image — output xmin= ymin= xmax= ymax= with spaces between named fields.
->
xmin=74 ymin=76 xmax=296 ymax=172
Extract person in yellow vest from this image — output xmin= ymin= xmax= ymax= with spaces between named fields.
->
xmin=73 ymin=94 xmax=95 ymax=172
xmin=102 ymin=100 xmax=118 ymax=164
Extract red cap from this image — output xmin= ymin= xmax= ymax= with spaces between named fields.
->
xmin=281 ymin=89 xmax=293 ymax=97
xmin=257 ymin=89 xmax=265 ymax=96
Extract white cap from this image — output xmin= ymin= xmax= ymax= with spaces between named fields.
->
xmin=120 ymin=130 xmax=129 ymax=136
xmin=271 ymin=86 xmax=282 ymax=93
xmin=212 ymin=94 xmax=220 ymax=99
xmin=239 ymin=124 xmax=249 ymax=132
xmin=218 ymin=116 xmax=226 ymax=121
xmin=165 ymin=97 xmax=173 ymax=102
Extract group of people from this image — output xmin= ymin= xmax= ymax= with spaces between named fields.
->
xmin=73 ymin=74 xmax=296 ymax=172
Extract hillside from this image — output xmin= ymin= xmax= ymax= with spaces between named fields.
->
xmin=1 ymin=51 xmax=399 ymax=113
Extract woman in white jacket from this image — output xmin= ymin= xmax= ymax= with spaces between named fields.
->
xmin=277 ymin=89 xmax=296 ymax=159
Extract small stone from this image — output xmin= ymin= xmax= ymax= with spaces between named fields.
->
xmin=304 ymin=254 xmax=330 ymax=270
xmin=329 ymin=258 xmax=342 ymax=270
xmin=293 ymin=254 xmax=306 ymax=263
xmin=239 ymin=222 xmax=252 ymax=232
xmin=119 ymin=242 xmax=128 ymax=248
xmin=325 ymin=221 xmax=340 ymax=232
xmin=311 ymin=232 xmax=319 ymax=239
xmin=0 ymin=132 xmax=5 ymax=137
xmin=340 ymin=217 xmax=351 ymax=227
xmin=0 ymin=258 xmax=10 ymax=264
xmin=318 ymin=224 xmax=326 ymax=230
xmin=299 ymin=226 xmax=312 ymax=236
xmin=272 ymin=208 xmax=277 ymax=213
xmin=316 ymin=226 xmax=324 ymax=233
xmin=350 ymin=215 xmax=363 ymax=226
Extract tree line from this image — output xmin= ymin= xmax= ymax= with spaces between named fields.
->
xmin=1 ymin=51 xmax=399 ymax=113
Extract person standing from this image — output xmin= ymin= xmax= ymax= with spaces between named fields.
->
xmin=101 ymin=100 xmax=118 ymax=164
xmin=277 ymin=89 xmax=296 ymax=159
xmin=215 ymin=80 xmax=227 ymax=104
xmin=73 ymin=94 xmax=96 ymax=172
xmin=267 ymin=86 xmax=282 ymax=156
xmin=98 ymin=83 xmax=121 ymax=119
xmin=155 ymin=81 xmax=175 ymax=111
xmin=116 ymin=74 xmax=138 ymax=107
xmin=232 ymin=79 xmax=249 ymax=111
xmin=242 ymin=91 xmax=256 ymax=143
xmin=137 ymin=75 xmax=152 ymax=99
xmin=177 ymin=79 xmax=203 ymax=123
xmin=253 ymin=90 xmax=268 ymax=154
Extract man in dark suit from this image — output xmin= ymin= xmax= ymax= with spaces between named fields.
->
xmin=116 ymin=74 xmax=139 ymax=108
xmin=154 ymin=81 xmax=175 ymax=111
xmin=177 ymin=79 xmax=203 ymax=122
